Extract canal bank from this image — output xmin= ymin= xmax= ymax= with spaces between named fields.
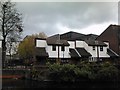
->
xmin=2 ymin=78 xmax=120 ymax=89
xmin=2 ymin=62 xmax=120 ymax=89
xmin=2 ymin=69 xmax=30 ymax=79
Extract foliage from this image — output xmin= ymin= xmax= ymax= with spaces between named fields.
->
xmin=47 ymin=62 xmax=120 ymax=82
xmin=18 ymin=36 xmax=35 ymax=59
xmin=48 ymin=64 xmax=80 ymax=82
xmin=18 ymin=33 xmax=47 ymax=64
xmin=97 ymin=62 xmax=119 ymax=81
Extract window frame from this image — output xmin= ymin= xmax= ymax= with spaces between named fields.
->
xmin=61 ymin=46 xmax=65 ymax=51
xmin=52 ymin=45 xmax=56 ymax=51
xmin=92 ymin=46 xmax=95 ymax=50
xmin=100 ymin=46 xmax=103 ymax=51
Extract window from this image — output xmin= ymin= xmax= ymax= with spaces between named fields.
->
xmin=52 ymin=45 xmax=56 ymax=51
xmin=61 ymin=46 xmax=65 ymax=51
xmin=100 ymin=46 xmax=103 ymax=51
xmin=93 ymin=46 xmax=95 ymax=50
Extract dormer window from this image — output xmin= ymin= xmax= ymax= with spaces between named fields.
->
xmin=52 ymin=45 xmax=56 ymax=51
xmin=93 ymin=46 xmax=95 ymax=50
xmin=100 ymin=46 xmax=103 ymax=51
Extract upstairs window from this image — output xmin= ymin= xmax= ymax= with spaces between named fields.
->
xmin=93 ymin=46 xmax=95 ymax=50
xmin=100 ymin=46 xmax=103 ymax=51
xmin=52 ymin=45 xmax=56 ymax=51
xmin=61 ymin=46 xmax=65 ymax=51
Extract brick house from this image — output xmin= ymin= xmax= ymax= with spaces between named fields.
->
xmin=96 ymin=24 xmax=120 ymax=63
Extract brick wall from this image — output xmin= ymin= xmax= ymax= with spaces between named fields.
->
xmin=97 ymin=25 xmax=119 ymax=55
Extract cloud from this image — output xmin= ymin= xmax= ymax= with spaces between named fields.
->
xmin=16 ymin=2 xmax=118 ymax=37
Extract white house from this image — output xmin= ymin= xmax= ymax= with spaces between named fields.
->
xmin=35 ymin=34 xmax=71 ymax=64
xmin=68 ymin=40 xmax=112 ymax=62
xmin=35 ymin=34 xmax=119 ymax=64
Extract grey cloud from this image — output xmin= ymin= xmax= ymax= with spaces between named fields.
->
xmin=16 ymin=2 xmax=118 ymax=36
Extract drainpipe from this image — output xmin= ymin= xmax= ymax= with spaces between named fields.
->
xmin=95 ymin=41 xmax=99 ymax=62
xmin=97 ymin=45 xmax=99 ymax=62
xmin=57 ymin=34 xmax=60 ymax=64
xmin=75 ymin=41 xmax=76 ymax=48
xmin=57 ymin=45 xmax=60 ymax=63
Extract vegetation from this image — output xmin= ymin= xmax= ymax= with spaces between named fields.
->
xmin=48 ymin=63 xmax=78 ymax=82
xmin=18 ymin=32 xmax=47 ymax=65
xmin=0 ymin=0 xmax=23 ymax=68
xmin=47 ymin=61 xmax=120 ymax=82
xmin=97 ymin=62 xmax=119 ymax=81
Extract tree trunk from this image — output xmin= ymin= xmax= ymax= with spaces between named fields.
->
xmin=2 ymin=39 xmax=6 ymax=68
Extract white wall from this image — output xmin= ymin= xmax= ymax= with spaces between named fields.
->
xmin=76 ymin=41 xmax=84 ymax=47
xmin=35 ymin=39 xmax=110 ymax=59
xmin=104 ymin=42 xmax=109 ymax=48
xmin=87 ymin=46 xmax=109 ymax=58
xmin=36 ymin=39 xmax=47 ymax=47
xmin=99 ymin=47 xmax=110 ymax=57
xmin=47 ymin=46 xmax=71 ymax=58
xmin=68 ymin=41 xmax=75 ymax=48
xmin=59 ymin=46 xmax=71 ymax=58
xmin=83 ymin=41 xmax=90 ymax=51
xmin=76 ymin=40 xmax=109 ymax=58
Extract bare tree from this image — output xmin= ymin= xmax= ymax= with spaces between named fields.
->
xmin=6 ymin=34 xmax=20 ymax=61
xmin=0 ymin=0 xmax=23 ymax=68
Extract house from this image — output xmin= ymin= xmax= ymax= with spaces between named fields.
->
xmin=68 ymin=39 xmax=118 ymax=63
xmin=35 ymin=34 xmax=70 ymax=64
xmin=35 ymin=32 xmax=118 ymax=65
xmin=96 ymin=24 xmax=120 ymax=62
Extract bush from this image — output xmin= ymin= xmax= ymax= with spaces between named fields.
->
xmin=48 ymin=63 xmax=62 ymax=81
xmin=48 ymin=63 xmax=97 ymax=82
xmin=97 ymin=62 xmax=119 ymax=81
xmin=35 ymin=61 xmax=120 ymax=82
xmin=48 ymin=64 xmax=80 ymax=82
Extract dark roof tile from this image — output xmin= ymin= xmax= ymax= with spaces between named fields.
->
xmin=47 ymin=34 xmax=69 ymax=46
xmin=69 ymin=48 xmax=80 ymax=58
xmin=76 ymin=48 xmax=91 ymax=57
xmin=85 ymin=40 xmax=107 ymax=46
xmin=35 ymin=48 xmax=48 ymax=57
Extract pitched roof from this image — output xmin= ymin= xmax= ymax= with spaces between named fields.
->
xmin=107 ymin=48 xmax=119 ymax=57
xmin=69 ymin=48 xmax=80 ymax=58
xmin=60 ymin=31 xmax=85 ymax=41
xmin=60 ymin=31 xmax=98 ymax=41
xmin=96 ymin=24 xmax=120 ymax=40
xmin=47 ymin=34 xmax=69 ymax=46
xmin=108 ymin=24 xmax=120 ymax=31
xmin=35 ymin=48 xmax=48 ymax=57
xmin=85 ymin=40 xmax=107 ymax=46
xmin=76 ymin=48 xmax=91 ymax=57
xmin=83 ymin=34 xmax=98 ymax=40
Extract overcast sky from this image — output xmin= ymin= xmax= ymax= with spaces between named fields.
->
xmin=16 ymin=1 xmax=118 ymax=37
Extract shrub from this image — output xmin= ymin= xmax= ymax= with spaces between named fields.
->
xmin=48 ymin=64 xmax=80 ymax=82
xmin=38 ymin=61 xmax=120 ymax=82
xmin=97 ymin=62 xmax=119 ymax=81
